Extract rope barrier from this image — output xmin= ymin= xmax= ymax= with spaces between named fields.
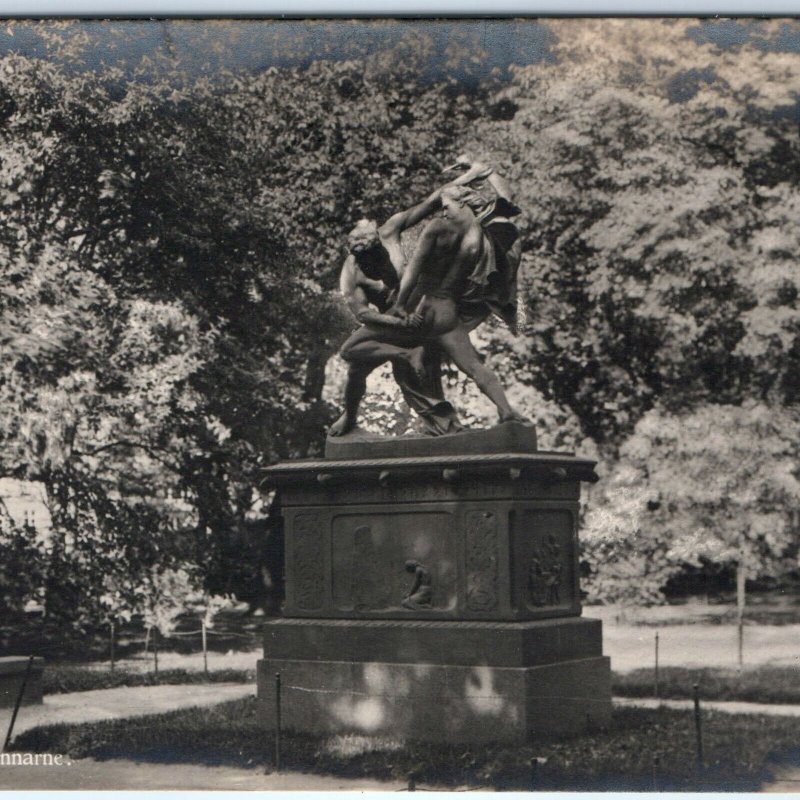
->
xmin=135 ymin=628 xmax=256 ymax=640
xmin=206 ymin=629 xmax=257 ymax=639
xmin=283 ymin=683 xmax=614 ymax=703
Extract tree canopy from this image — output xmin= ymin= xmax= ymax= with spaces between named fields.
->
xmin=459 ymin=19 xmax=800 ymax=448
xmin=1 ymin=19 xmax=799 ymax=619
xmin=0 ymin=29 xmax=495 ymax=626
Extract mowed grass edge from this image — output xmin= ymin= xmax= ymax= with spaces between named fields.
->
xmin=613 ymin=665 xmax=800 ymax=704
xmin=42 ymin=666 xmax=255 ymax=694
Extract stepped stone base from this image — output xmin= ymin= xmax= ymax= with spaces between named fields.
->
xmin=257 ymin=618 xmax=611 ymax=742
xmin=261 ymin=425 xmax=610 ymax=742
xmin=0 ymin=657 xmax=44 ymax=708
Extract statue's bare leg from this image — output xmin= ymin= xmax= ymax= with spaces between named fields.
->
xmin=329 ymin=364 xmax=370 ymax=436
xmin=436 ymin=325 xmax=526 ymax=423
xmin=341 ymin=329 xmax=427 ymax=381
xmin=330 ymin=327 xmax=426 ymax=436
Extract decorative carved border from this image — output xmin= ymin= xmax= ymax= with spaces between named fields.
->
xmin=465 ymin=510 xmax=499 ymax=611
xmin=292 ymin=513 xmax=324 ymax=611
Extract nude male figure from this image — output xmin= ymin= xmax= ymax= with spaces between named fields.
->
xmin=344 ymin=183 xmax=526 ymax=425
xmin=329 ymin=190 xmax=462 ymax=437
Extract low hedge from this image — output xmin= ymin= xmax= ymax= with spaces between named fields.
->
xmin=43 ymin=666 xmax=255 ymax=695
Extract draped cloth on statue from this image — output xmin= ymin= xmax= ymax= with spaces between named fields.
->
xmin=457 ymin=185 xmax=522 ymax=335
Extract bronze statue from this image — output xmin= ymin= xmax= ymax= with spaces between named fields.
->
xmin=331 ymin=157 xmax=526 ymax=436
xmin=329 ymin=191 xmax=463 ymax=437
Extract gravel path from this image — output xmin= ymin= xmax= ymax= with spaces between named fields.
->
xmin=0 ymin=681 xmax=412 ymax=791
xmin=0 ymin=682 xmax=254 ymax=741
xmin=599 ymin=618 xmax=800 ymax=673
xmin=0 ymin=757 xmax=404 ymax=791
xmin=6 ymin=682 xmax=800 ymax=790
xmin=4 ymin=607 xmax=799 ymax=790
xmin=614 ymin=695 xmax=800 ymax=716
xmin=62 ymin=608 xmax=800 ymax=676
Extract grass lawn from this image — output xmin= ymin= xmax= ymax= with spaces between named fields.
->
xmin=12 ymin=697 xmax=800 ymax=791
xmin=613 ymin=665 xmax=800 ymax=704
xmin=43 ymin=666 xmax=255 ymax=695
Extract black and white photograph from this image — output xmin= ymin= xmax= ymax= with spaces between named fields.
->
xmin=0 ymin=16 xmax=799 ymax=792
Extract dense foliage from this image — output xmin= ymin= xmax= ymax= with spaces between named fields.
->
xmin=457 ymin=19 xmax=800 ymax=602
xmin=1 ymin=19 xmax=799 ymax=618
xmin=0 ymin=27 xmax=493 ymax=627
xmin=460 ymin=19 xmax=800 ymax=448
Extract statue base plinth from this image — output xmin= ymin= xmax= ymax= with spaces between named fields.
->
xmin=324 ymin=420 xmax=538 ymax=459
xmin=259 ymin=424 xmax=611 ymax=742
xmin=257 ymin=648 xmax=610 ymax=743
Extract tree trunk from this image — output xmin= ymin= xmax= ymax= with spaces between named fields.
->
xmin=736 ymin=559 xmax=745 ymax=668
xmin=202 ymin=621 xmax=209 ymax=680
xmin=152 ymin=627 xmax=159 ymax=676
xmin=110 ymin=621 xmax=115 ymax=672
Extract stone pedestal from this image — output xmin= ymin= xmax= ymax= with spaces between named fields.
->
xmin=0 ymin=657 xmax=44 ymax=708
xmin=258 ymin=422 xmax=611 ymax=742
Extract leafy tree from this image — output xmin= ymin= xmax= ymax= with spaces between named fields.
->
xmin=582 ymin=463 xmax=679 ymax=607
xmin=0 ymin=517 xmax=45 ymax=618
xmin=584 ymin=403 xmax=800 ymax=610
xmin=0 ymin=32 xmax=494 ymax=618
xmin=459 ymin=19 xmax=800 ymax=449
xmin=139 ymin=565 xmax=199 ymax=638
xmin=5 ymin=18 xmax=800 ymax=614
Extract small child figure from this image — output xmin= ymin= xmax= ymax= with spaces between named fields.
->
xmin=402 ymin=559 xmax=433 ymax=609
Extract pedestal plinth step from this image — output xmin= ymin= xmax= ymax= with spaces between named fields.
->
xmin=263 ymin=616 xmax=603 ymax=668
xmin=256 ymin=655 xmax=612 ymax=743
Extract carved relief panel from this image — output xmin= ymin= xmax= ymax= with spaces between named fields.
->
xmin=512 ymin=508 xmax=578 ymax=614
xmin=331 ymin=511 xmax=457 ymax=614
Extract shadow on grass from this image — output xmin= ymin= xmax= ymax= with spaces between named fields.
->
xmin=12 ymin=697 xmax=798 ymax=791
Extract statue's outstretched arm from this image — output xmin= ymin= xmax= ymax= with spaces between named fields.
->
xmin=445 ymin=157 xmax=518 ymax=207
xmin=379 ymin=189 xmax=443 ymax=244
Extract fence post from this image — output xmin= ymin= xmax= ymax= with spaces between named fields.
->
xmin=654 ymin=632 xmax=660 ymax=702
xmin=736 ymin=555 xmax=745 ymax=668
xmin=202 ymin=621 xmax=208 ymax=680
xmin=693 ymin=683 xmax=704 ymax=779
xmin=3 ymin=655 xmax=34 ymax=753
xmin=274 ymin=672 xmax=282 ymax=773
xmin=110 ymin=621 xmax=116 ymax=672
xmin=529 ymin=757 xmax=539 ymax=790
xmin=652 ymin=755 xmax=660 ymax=792
xmin=152 ymin=627 xmax=159 ymax=676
